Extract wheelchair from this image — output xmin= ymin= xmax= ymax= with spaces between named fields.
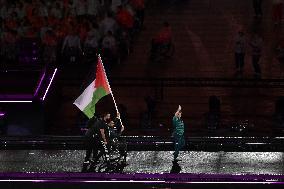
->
xmin=84 ymin=136 xmax=127 ymax=173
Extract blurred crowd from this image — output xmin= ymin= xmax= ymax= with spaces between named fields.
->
xmin=0 ymin=0 xmax=145 ymax=71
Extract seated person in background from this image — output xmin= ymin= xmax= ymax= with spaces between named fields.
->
xmin=116 ymin=5 xmax=134 ymax=33
xmin=100 ymin=12 xmax=118 ymax=36
xmin=61 ymin=28 xmax=82 ymax=63
xmin=42 ymin=30 xmax=57 ymax=65
xmin=150 ymin=21 xmax=172 ymax=58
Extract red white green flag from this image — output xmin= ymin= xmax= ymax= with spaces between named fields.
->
xmin=74 ymin=56 xmax=111 ymax=118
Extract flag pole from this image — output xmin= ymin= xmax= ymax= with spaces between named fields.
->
xmin=98 ymin=54 xmax=124 ymax=127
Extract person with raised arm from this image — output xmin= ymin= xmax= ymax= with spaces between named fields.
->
xmin=172 ymin=105 xmax=185 ymax=162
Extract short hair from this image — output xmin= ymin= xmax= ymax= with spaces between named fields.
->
xmin=102 ymin=112 xmax=110 ymax=118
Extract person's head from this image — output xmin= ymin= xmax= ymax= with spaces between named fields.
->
xmin=108 ymin=121 xmax=115 ymax=128
xmin=102 ymin=112 xmax=111 ymax=122
xmin=176 ymin=110 xmax=182 ymax=118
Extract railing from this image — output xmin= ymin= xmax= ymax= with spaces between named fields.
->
xmin=0 ymin=135 xmax=284 ymax=151
xmin=61 ymin=77 xmax=284 ymax=101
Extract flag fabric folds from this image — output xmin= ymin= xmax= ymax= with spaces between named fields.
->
xmin=73 ymin=56 xmax=111 ymax=119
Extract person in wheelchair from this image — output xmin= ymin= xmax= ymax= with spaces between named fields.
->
xmin=83 ymin=112 xmax=112 ymax=170
xmin=107 ymin=113 xmax=127 ymax=164
xmin=150 ymin=21 xmax=173 ymax=60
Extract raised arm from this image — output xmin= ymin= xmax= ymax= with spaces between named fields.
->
xmin=174 ymin=105 xmax=181 ymax=117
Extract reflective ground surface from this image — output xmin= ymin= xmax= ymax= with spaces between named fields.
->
xmin=0 ymin=150 xmax=283 ymax=174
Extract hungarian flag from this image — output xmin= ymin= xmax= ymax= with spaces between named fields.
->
xmin=73 ymin=56 xmax=111 ymax=119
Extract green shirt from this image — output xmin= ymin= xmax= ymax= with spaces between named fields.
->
xmin=172 ymin=116 xmax=184 ymax=135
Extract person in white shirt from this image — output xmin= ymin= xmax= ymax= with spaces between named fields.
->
xmin=100 ymin=12 xmax=118 ymax=36
xmin=38 ymin=1 xmax=48 ymax=18
xmin=87 ymin=0 xmax=99 ymax=19
xmin=84 ymin=23 xmax=100 ymax=62
xmin=102 ymin=30 xmax=116 ymax=50
xmin=50 ymin=2 xmax=63 ymax=19
xmin=76 ymin=0 xmax=87 ymax=20
xmin=111 ymin=0 xmax=122 ymax=13
xmin=0 ymin=3 xmax=8 ymax=19
xmin=15 ymin=1 xmax=26 ymax=20
xmin=62 ymin=29 xmax=82 ymax=63
xmin=102 ymin=30 xmax=117 ymax=71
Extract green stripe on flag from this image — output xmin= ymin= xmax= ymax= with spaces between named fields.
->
xmin=83 ymin=87 xmax=109 ymax=118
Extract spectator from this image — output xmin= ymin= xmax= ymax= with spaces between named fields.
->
xmin=129 ymin=0 xmax=145 ymax=29
xmin=102 ymin=31 xmax=117 ymax=52
xmin=77 ymin=20 xmax=90 ymax=42
xmin=61 ymin=28 xmax=82 ymax=64
xmin=65 ymin=0 xmax=77 ymax=18
xmin=153 ymin=21 xmax=172 ymax=45
xmin=38 ymin=1 xmax=48 ymax=18
xmin=111 ymin=0 xmax=122 ymax=13
xmin=15 ymin=1 xmax=26 ymax=20
xmin=102 ymin=30 xmax=117 ymax=71
xmin=2 ymin=30 xmax=19 ymax=64
xmin=50 ymin=2 xmax=63 ymax=20
xmin=234 ymin=30 xmax=246 ymax=76
xmin=42 ymin=29 xmax=57 ymax=65
xmin=273 ymin=0 xmax=283 ymax=26
xmin=0 ymin=2 xmax=9 ymax=19
xmin=26 ymin=2 xmax=35 ymax=22
xmin=84 ymin=23 xmax=100 ymax=57
xmin=17 ymin=18 xmax=29 ymax=38
xmin=5 ymin=12 xmax=18 ymax=31
xmin=150 ymin=21 xmax=172 ymax=58
xmin=100 ymin=12 xmax=118 ymax=36
xmin=249 ymin=33 xmax=263 ymax=78
xmin=116 ymin=5 xmax=134 ymax=31
xmin=87 ymin=0 xmax=100 ymax=19
xmin=25 ymin=26 xmax=38 ymax=39
xmin=54 ymin=24 xmax=67 ymax=42
xmin=40 ymin=18 xmax=52 ymax=40
xmin=29 ymin=8 xmax=44 ymax=31
xmin=76 ymin=0 xmax=87 ymax=21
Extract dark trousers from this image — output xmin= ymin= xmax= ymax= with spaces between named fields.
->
xmin=85 ymin=137 xmax=99 ymax=162
xmin=235 ymin=53 xmax=245 ymax=71
xmin=252 ymin=55 xmax=261 ymax=75
xmin=253 ymin=0 xmax=263 ymax=16
xmin=173 ymin=134 xmax=185 ymax=159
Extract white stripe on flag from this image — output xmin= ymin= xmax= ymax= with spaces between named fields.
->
xmin=73 ymin=80 xmax=96 ymax=111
